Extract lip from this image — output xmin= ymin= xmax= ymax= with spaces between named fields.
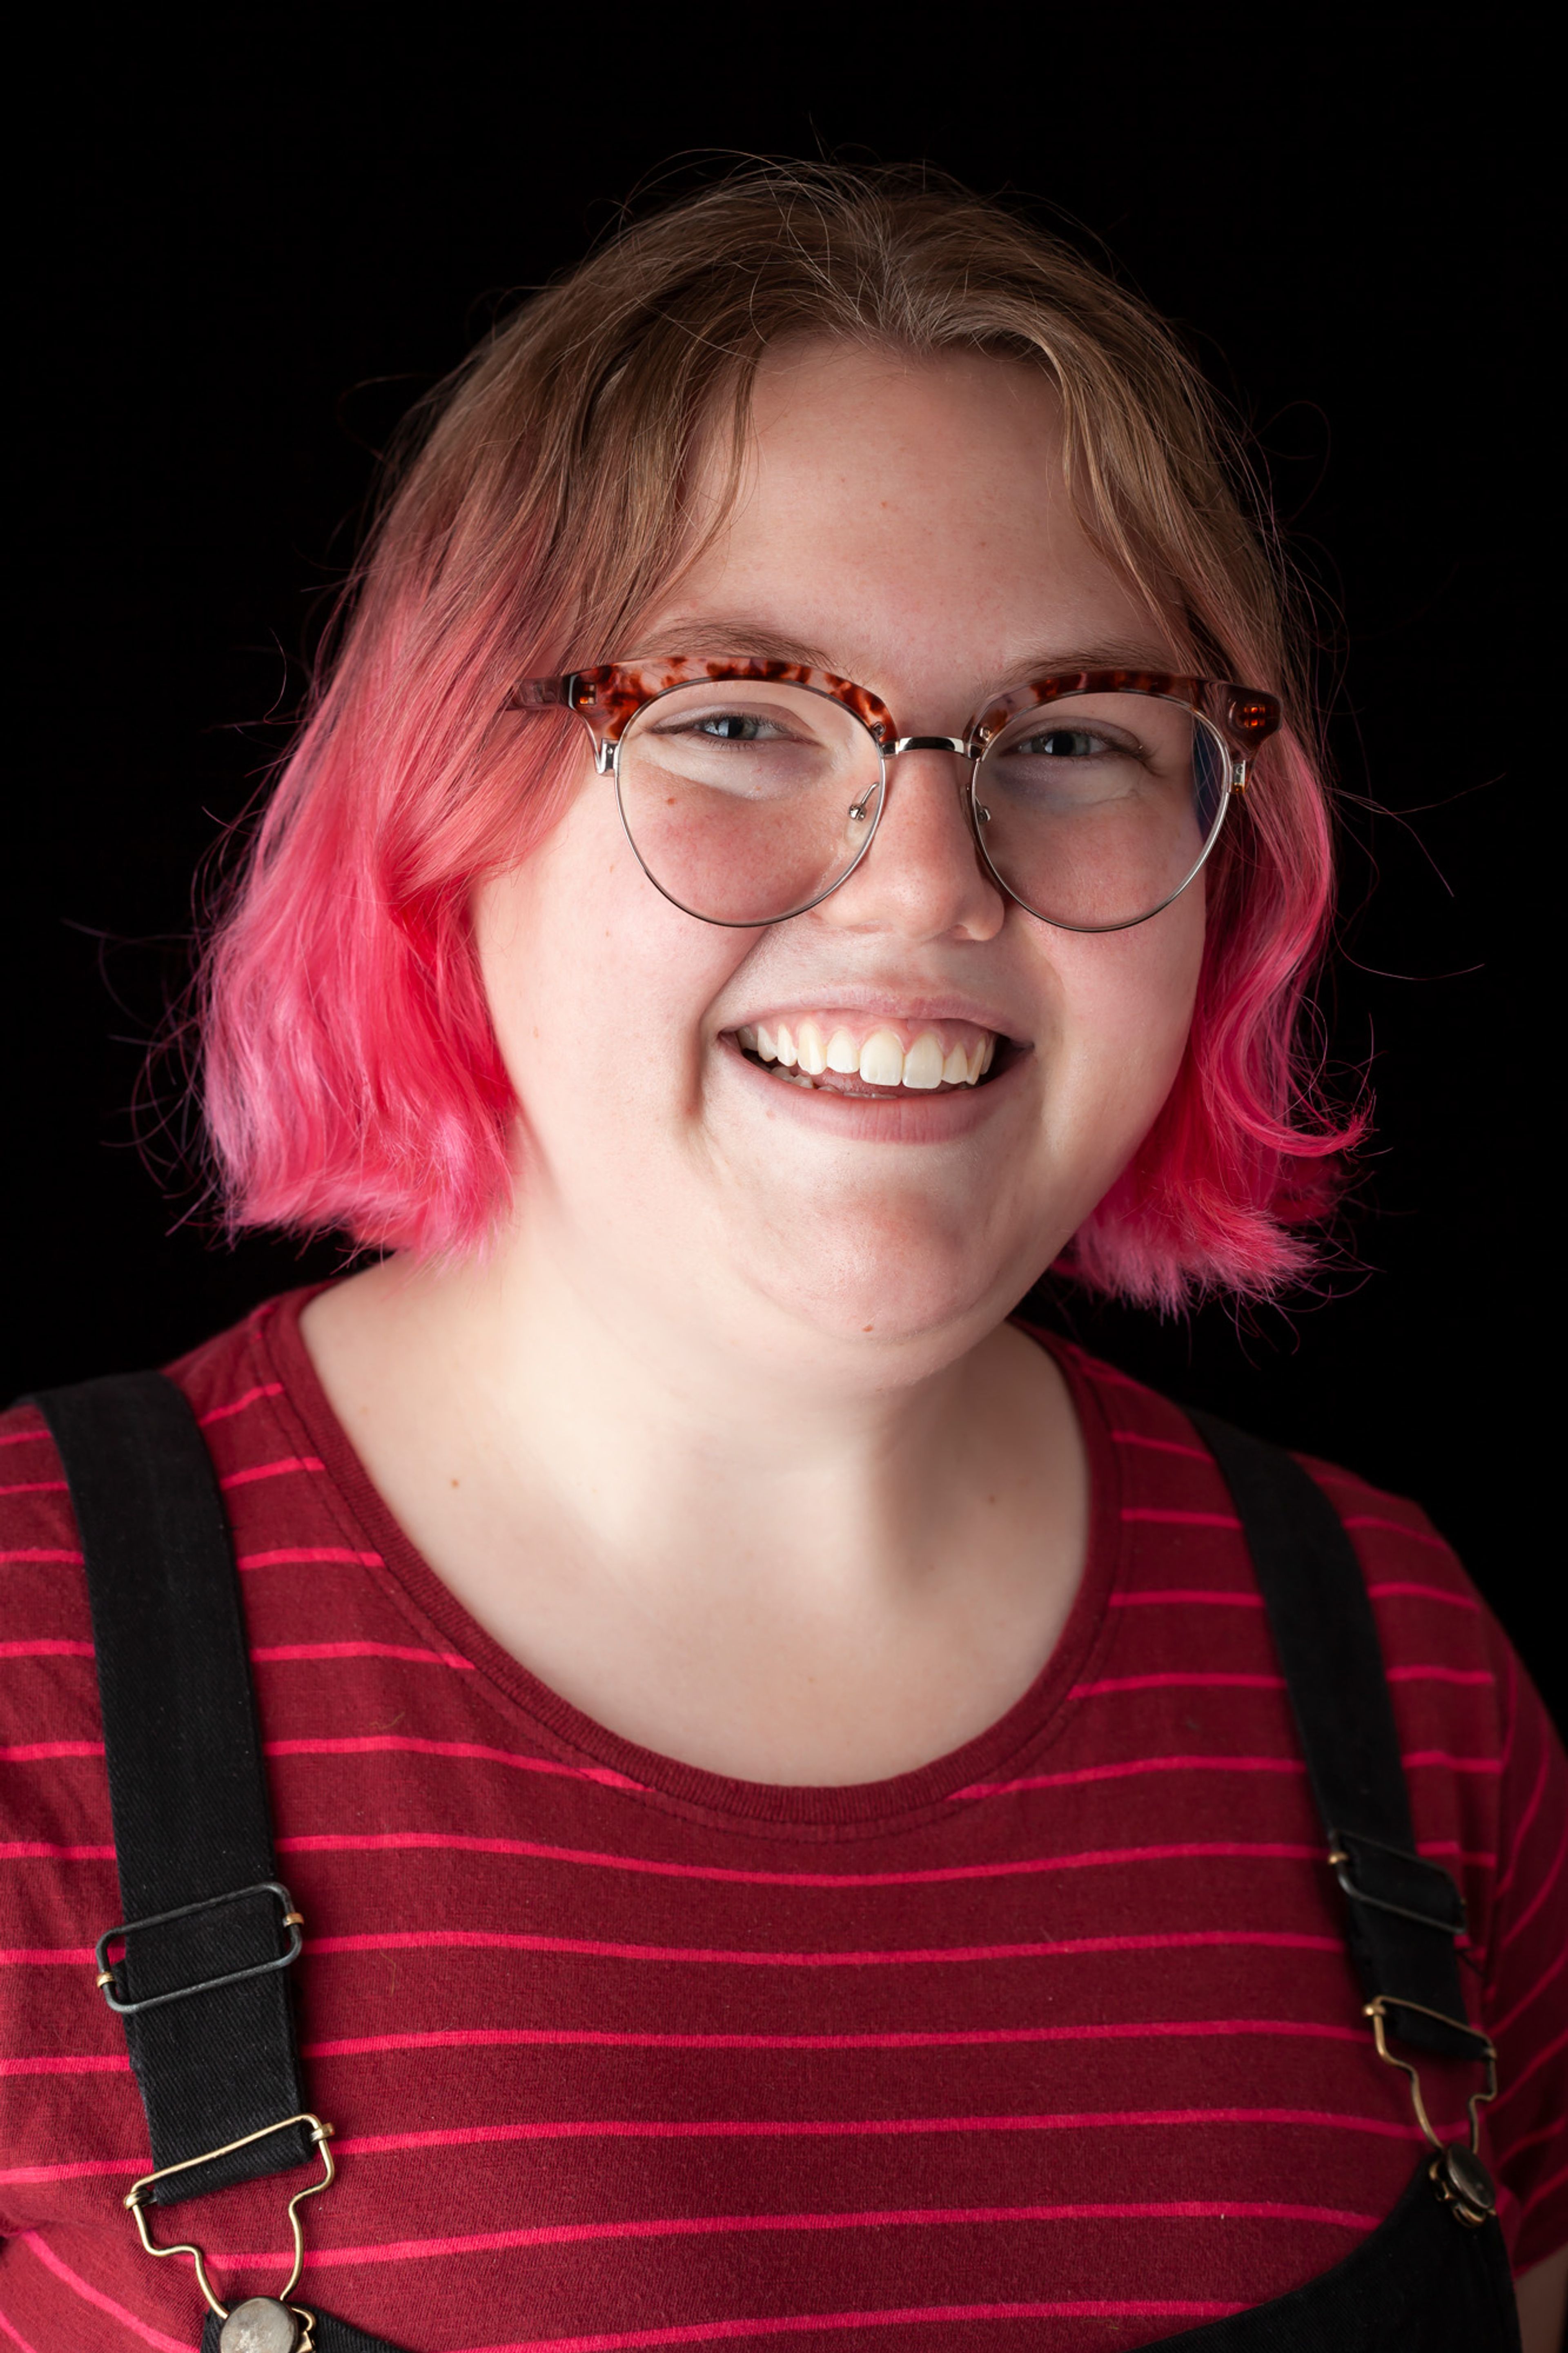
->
xmin=723 ymin=988 xmax=1027 ymax=1041
xmin=719 ymin=1030 xmax=1031 ymax=1142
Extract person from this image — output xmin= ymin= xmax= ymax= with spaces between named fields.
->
xmin=2 ymin=163 xmax=1563 ymax=2353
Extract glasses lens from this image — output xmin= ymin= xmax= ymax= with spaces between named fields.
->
xmin=974 ymin=692 xmax=1232 ymax=930
xmin=615 ymin=680 xmax=884 ymax=924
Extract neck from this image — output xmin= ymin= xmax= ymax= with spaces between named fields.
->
xmin=299 ymin=1197 xmax=1087 ymax=1782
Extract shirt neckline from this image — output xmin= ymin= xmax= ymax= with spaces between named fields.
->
xmin=246 ymin=1282 xmax=1129 ymax=1838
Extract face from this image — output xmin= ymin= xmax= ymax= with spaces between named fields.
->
xmin=474 ymin=342 xmax=1204 ymax=1381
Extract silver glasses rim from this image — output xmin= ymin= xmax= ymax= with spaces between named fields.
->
xmin=968 ymin=701 xmax=1240 ymax=935
xmin=606 ymin=679 xmax=1244 ymax=932
xmin=610 ymin=675 xmax=889 ymax=928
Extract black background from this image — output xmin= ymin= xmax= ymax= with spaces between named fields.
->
xmin=11 ymin=18 xmax=1555 ymax=1717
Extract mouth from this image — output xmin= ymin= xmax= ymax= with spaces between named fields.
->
xmin=730 ymin=1015 xmax=1010 ymax=1099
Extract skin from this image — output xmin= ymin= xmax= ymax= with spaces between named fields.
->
xmin=302 ymin=343 xmax=1566 ymax=2340
xmin=304 ymin=340 xmax=1202 ymax=1785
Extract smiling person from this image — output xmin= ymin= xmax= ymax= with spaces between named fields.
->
xmin=2 ymin=165 xmax=1564 ymax=2353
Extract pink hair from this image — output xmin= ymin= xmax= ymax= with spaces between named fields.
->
xmin=199 ymin=165 xmax=1360 ymax=1305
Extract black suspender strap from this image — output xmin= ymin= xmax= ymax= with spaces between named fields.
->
xmin=1187 ymin=1408 xmax=1488 ymax=2066
xmin=31 ymin=1372 xmax=401 ymax=2353
xmin=33 ymin=1372 xmax=316 ymax=2196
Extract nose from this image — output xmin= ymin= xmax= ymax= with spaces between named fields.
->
xmin=817 ymin=745 xmax=1006 ymax=943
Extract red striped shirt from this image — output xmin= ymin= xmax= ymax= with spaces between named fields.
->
xmin=2 ymin=1287 xmax=1564 ymax=2352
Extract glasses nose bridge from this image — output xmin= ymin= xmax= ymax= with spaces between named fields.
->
xmin=850 ymin=730 xmax=992 ymax=888
xmin=888 ymin=733 xmax=973 ymax=761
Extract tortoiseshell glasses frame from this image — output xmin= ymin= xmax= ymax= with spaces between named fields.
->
xmin=508 ymin=658 xmax=1282 ymax=932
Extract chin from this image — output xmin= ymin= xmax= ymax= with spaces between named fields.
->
xmin=731 ymin=1203 xmax=1038 ymax=1358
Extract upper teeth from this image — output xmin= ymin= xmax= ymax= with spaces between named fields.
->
xmin=734 ymin=1020 xmax=995 ymax=1088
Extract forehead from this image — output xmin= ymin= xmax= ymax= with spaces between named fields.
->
xmin=659 ymin=340 xmax=1171 ymax=692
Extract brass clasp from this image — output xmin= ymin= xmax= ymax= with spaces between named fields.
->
xmin=1363 ymin=1996 xmax=1501 ymax=2227
xmin=1363 ymin=1995 xmax=1497 ymax=2157
xmin=124 ymin=2112 xmax=334 ymax=2319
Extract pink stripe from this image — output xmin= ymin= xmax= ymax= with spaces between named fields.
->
xmin=198 ymin=1381 xmax=284 ymax=1424
xmin=220 ymin=2197 xmax=1379 ymax=2270
xmin=1110 ymin=1589 xmax=1263 ymax=1608
xmin=0 ymin=1740 xmax=102 ymax=1760
xmin=1120 ymin=1510 xmax=1242 ymax=1528
xmin=0 ymin=2305 xmax=44 ymax=2353
xmin=252 ymin=1641 xmax=473 ymax=1668
xmin=331 ymin=2105 xmax=1418 ymax=2160
xmin=1109 ymin=1431 xmax=1209 ymax=1459
xmin=1071 ymin=1671 xmax=1284 ymax=1696
xmin=218 ymin=1454 xmax=325 ymax=1489
xmin=304 ymin=1926 xmax=1340 ymax=1969
xmin=305 ymin=2015 xmax=1365 ymax=2060
xmin=1498 ymin=1814 xmax=1568 ymax=1953
xmin=1 ymin=1840 xmax=115 ymax=1860
xmin=1368 ymin=1580 xmax=1479 ymax=1610
xmin=0 ymin=1425 xmax=49 ymax=1446
xmin=1490 ymin=1940 xmax=1568 ymax=2039
xmin=0 ymin=1946 xmax=95 ymax=1965
xmin=951 ymin=1758 xmax=1305 ymax=1798
xmin=238 ymin=1546 xmax=385 ymax=1569
xmin=265 ymin=1734 xmax=644 ymax=1789
xmin=450 ymin=2301 xmax=1245 ymax=2352
xmin=1 ymin=2051 xmax=128 ymax=2076
xmin=0 ymin=1549 xmax=82 ymax=1564
xmin=1517 ymin=2159 xmax=1568 ymax=2225
xmin=1342 ymin=1515 xmax=1450 ymax=1552
xmin=1417 ymin=1840 xmax=1496 ymax=1869
xmin=1385 ymin=1665 xmax=1495 ymax=1686
xmin=0 ymin=1481 xmax=67 ymax=1496
xmin=0 ymin=2152 xmax=143 ymax=2183
xmin=1490 ymin=2024 xmax=1568 ymax=2112
xmin=1491 ymin=2117 xmax=1566 ymax=2167
xmin=0 ymin=1639 xmax=93 ymax=1658
xmin=17 ymin=2231 xmax=190 ymax=2353
xmin=1498 ymin=1650 xmax=1518 ymax=1778
xmin=1495 ymin=1744 xmax=1550 ymax=1902
xmin=1401 ymin=1750 xmax=1501 ymax=1774
xmin=275 ymin=1830 xmax=1320 ymax=1886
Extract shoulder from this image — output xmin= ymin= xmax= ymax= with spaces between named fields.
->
xmin=1049 ymin=1327 xmax=1494 ymax=1630
xmin=1056 ymin=1334 xmax=1568 ymax=2249
xmin=0 ymin=1286 xmax=318 ymax=1668
xmin=1 ymin=1287 xmax=321 ymax=1491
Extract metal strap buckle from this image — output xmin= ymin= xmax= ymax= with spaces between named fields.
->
xmin=94 ymin=1879 xmax=304 ymax=2014
xmin=125 ymin=2111 xmax=335 ymax=2320
xmin=1363 ymin=1995 xmax=1504 ymax=2212
xmin=1327 ymin=1829 xmax=1468 ymax=1936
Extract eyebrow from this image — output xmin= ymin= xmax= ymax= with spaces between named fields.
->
xmin=620 ymin=619 xmax=835 ymax=669
xmin=621 ymin=616 xmax=1181 ymax=685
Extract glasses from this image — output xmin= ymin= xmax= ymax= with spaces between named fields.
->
xmin=509 ymin=659 xmax=1281 ymax=932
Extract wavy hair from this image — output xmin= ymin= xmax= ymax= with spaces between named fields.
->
xmin=199 ymin=161 xmax=1359 ymax=1307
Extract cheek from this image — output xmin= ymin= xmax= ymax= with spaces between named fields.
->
xmin=472 ymin=785 xmax=751 ymax=1151
xmin=1043 ymin=886 xmax=1205 ymax=1137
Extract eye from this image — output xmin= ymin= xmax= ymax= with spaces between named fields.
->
xmin=680 ymin=710 xmax=792 ymax=743
xmin=1010 ymin=726 xmax=1116 ymax=759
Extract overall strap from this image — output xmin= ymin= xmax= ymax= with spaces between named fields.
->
xmin=32 ymin=1371 xmax=317 ymax=2199
xmin=1187 ymin=1407 xmax=1486 ymax=2063
xmin=32 ymin=1372 xmax=407 ymax=2351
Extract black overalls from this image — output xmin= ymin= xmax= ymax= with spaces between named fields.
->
xmin=30 ymin=1375 xmax=1524 ymax=2353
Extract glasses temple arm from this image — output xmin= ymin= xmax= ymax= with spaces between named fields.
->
xmin=506 ymin=675 xmax=577 ymax=713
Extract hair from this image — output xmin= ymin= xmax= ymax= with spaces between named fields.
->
xmin=198 ymin=159 xmax=1360 ymax=1309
